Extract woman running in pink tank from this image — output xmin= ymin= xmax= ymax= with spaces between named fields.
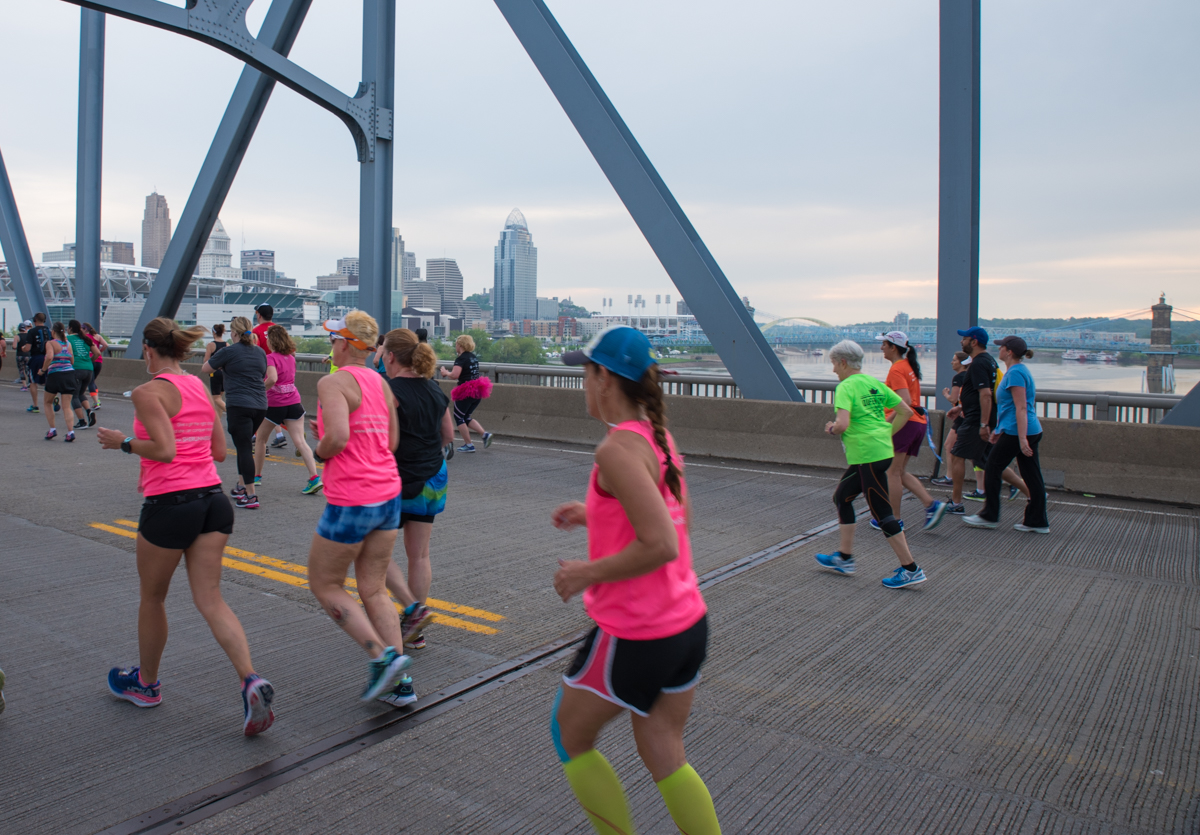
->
xmin=306 ymin=312 xmax=416 ymax=704
xmin=95 ymin=317 xmax=274 ymax=736
xmin=550 ymin=326 xmax=721 ymax=835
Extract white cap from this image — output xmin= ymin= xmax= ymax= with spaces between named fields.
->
xmin=875 ymin=331 xmax=909 ymax=349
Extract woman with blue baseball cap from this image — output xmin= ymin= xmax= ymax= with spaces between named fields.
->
xmin=550 ymin=326 xmax=720 ymax=835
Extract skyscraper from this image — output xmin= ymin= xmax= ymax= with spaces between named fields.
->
xmin=390 ymin=229 xmax=404 ymax=291
xmin=402 ymin=251 xmax=419 ymax=283
xmin=197 ymin=218 xmax=240 ymax=279
xmin=141 ymin=192 xmax=171 ymax=268
xmin=493 ymin=208 xmax=537 ymax=321
xmin=241 ymin=249 xmax=276 ymax=285
xmin=426 ymin=258 xmax=464 ymax=310
xmin=337 ymin=257 xmax=359 ymax=286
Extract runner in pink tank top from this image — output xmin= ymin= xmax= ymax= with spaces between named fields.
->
xmin=548 ymin=326 xmax=721 ymax=835
xmin=95 ymin=317 xmax=274 ymax=736
xmin=306 ymin=313 xmax=413 ymax=706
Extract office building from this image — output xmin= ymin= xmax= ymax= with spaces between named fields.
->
xmin=677 ymin=299 xmax=691 ymax=316
xmin=493 ymin=208 xmax=537 ymax=321
xmin=197 ymin=218 xmax=240 ymax=279
xmin=337 ymin=257 xmax=359 ymax=286
xmin=536 ymin=296 xmax=559 ymax=320
xmin=42 ymin=240 xmax=135 ymax=266
xmin=403 ymin=251 xmax=419 ymax=283
xmin=390 ymin=229 xmax=410 ymax=292
xmin=315 ymin=273 xmax=347 ymax=291
xmin=241 ymin=249 xmax=276 ymax=285
xmin=426 ymin=257 xmax=464 ymax=309
xmin=403 ymin=280 xmax=442 ymax=311
xmin=141 ymin=192 xmax=172 ymax=269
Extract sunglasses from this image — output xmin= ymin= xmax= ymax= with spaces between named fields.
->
xmin=329 ymin=333 xmax=347 ymax=344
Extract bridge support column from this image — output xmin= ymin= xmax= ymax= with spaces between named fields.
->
xmin=75 ymin=8 xmax=105 ymax=330
xmin=356 ymin=0 xmax=395 ymax=333
xmin=935 ymin=0 xmax=981 ymax=412
xmin=0 ymin=148 xmax=47 ymax=321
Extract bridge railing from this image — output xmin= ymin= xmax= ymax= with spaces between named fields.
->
xmin=102 ymin=346 xmax=1184 ymax=424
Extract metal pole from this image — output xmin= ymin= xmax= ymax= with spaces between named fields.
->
xmin=357 ymin=0 xmax=395 ymax=332
xmin=75 ymin=9 xmax=105 ymax=329
xmin=125 ymin=0 xmax=313 ymax=359
xmin=492 ymin=0 xmax=800 ymax=402
xmin=935 ymin=0 xmax=981 ymax=412
xmin=0 ymin=148 xmax=47 ymax=321
xmin=1160 ymin=383 xmax=1200 ymax=428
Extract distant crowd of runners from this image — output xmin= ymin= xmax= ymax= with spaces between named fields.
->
xmin=3 ymin=310 xmax=1050 ymax=835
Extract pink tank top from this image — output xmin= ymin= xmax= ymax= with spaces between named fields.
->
xmin=317 ymin=364 xmax=401 ymax=507
xmin=133 ymin=373 xmax=220 ymax=497
xmin=583 ymin=420 xmax=707 ymax=640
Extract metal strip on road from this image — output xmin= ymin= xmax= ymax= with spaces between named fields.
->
xmin=99 ymin=519 xmax=844 ymax=834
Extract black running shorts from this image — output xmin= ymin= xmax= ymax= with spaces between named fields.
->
xmin=138 ymin=485 xmax=234 ymax=550
xmin=951 ymin=422 xmax=991 ymax=468
xmin=564 ymin=615 xmax=708 ymax=716
xmin=264 ymin=402 xmax=305 ymax=426
xmin=44 ymin=370 xmax=77 ymax=395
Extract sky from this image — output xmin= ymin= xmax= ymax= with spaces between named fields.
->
xmin=0 ymin=0 xmax=1196 ymax=325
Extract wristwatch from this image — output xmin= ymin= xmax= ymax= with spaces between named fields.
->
xmin=120 ymin=436 xmax=134 ymax=454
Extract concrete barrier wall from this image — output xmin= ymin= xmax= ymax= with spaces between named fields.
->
xmin=97 ymin=359 xmax=1200 ymax=505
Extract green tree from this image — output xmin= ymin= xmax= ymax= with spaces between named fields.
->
xmin=466 ymin=293 xmax=492 ymax=312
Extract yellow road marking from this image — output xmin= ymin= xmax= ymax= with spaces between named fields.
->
xmin=96 ymin=520 xmax=501 ymax=634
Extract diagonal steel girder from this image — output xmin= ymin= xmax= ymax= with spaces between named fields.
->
xmin=492 ymin=0 xmax=802 ymax=402
xmin=0 ymin=147 xmax=47 ymax=321
xmin=123 ymin=0 xmax=313 ymax=360
xmin=1159 ymin=383 xmax=1200 ymax=428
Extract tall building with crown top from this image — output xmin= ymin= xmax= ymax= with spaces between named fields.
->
xmin=141 ymin=192 xmax=171 ymax=268
xmin=493 ymin=208 xmax=537 ymax=322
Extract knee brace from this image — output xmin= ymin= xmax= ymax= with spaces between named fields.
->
xmin=550 ymin=686 xmax=570 ymax=763
xmin=877 ymin=514 xmax=903 ymax=538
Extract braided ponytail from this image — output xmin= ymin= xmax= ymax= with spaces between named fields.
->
xmin=616 ymin=366 xmax=684 ymax=504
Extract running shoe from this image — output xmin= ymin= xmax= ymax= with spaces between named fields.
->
xmin=53 ymin=396 xmax=60 ymax=412
xmin=20 ymin=385 xmax=29 ymax=392
xmin=92 ymin=399 xmax=101 ymax=409
xmin=65 ymin=431 xmax=75 ymax=442
xmin=44 ymin=429 xmax=56 ymax=440
xmin=457 ymin=444 xmax=476 ymax=453
xmin=302 ymin=475 xmax=323 ymax=495
xmin=1014 ymin=523 xmax=1050 ymax=534
xmin=868 ymin=518 xmax=904 ymax=533
xmin=1008 ymin=485 xmax=1020 ymax=501
xmin=442 ymin=443 xmax=455 ymax=461
xmin=87 ymin=409 xmax=97 ymax=427
xmin=231 ymin=485 xmax=247 ymax=498
xmin=108 ymin=666 xmax=162 ymax=708
xmin=0 ymin=667 xmax=5 ymax=715
xmin=930 ymin=475 xmax=953 ymax=486
xmin=882 ymin=566 xmax=927 ymax=589
xmin=400 ymin=602 xmax=434 ymax=644
xmin=361 ymin=647 xmax=411 ymax=702
xmin=241 ymin=674 xmax=275 ymax=736
xmin=961 ymin=514 xmax=997 ymax=529
xmin=963 ymin=489 xmax=986 ymax=502
xmin=74 ymin=419 xmax=88 ymax=429
xmin=944 ymin=502 xmax=966 ymax=515
xmin=815 ymin=551 xmax=855 ymax=574
xmin=236 ymin=493 xmax=260 ymax=509
xmin=26 ymin=405 xmax=38 ymax=413
xmin=405 ymin=635 xmax=426 ymax=650
xmin=378 ymin=675 xmax=417 ymax=708
xmin=294 ymin=447 xmax=303 ymax=458
xmin=270 ymin=435 xmax=288 ymax=449
xmin=482 ymin=432 xmax=494 ymax=449
xmin=923 ymin=500 xmax=949 ymax=531
xmin=253 ymin=475 xmax=263 ymax=485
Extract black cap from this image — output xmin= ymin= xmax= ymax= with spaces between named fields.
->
xmin=994 ymin=335 xmax=1029 ymax=356
xmin=415 ymin=328 xmax=428 ymax=343
xmin=255 ymin=304 xmax=273 ymax=320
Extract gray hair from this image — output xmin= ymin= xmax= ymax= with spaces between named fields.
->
xmin=829 ymin=339 xmax=864 ymax=369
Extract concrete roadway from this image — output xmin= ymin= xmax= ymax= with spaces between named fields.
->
xmin=0 ymin=381 xmax=1197 ymax=834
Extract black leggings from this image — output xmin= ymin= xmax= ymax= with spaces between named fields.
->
xmin=981 ymin=432 xmax=1048 ymax=527
xmin=834 ymin=458 xmax=902 ymax=536
xmin=226 ymin=406 xmax=266 ymax=487
xmin=71 ymin=368 xmax=93 ymax=411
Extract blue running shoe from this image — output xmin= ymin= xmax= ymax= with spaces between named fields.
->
xmin=1008 ymin=485 xmax=1020 ymax=501
xmin=923 ymin=500 xmax=948 ymax=531
xmin=241 ymin=675 xmax=275 ymax=736
xmin=361 ymin=647 xmax=412 ymax=702
xmin=882 ymin=566 xmax=927 ymax=589
xmin=108 ymin=666 xmax=162 ymax=708
xmin=457 ymin=444 xmax=476 ymax=453
xmin=868 ymin=518 xmax=904 ymax=533
xmin=815 ymin=551 xmax=855 ymax=575
xmin=302 ymin=475 xmax=323 ymax=495
xmin=482 ymin=432 xmax=494 ymax=449
xmin=26 ymin=405 xmax=39 ymax=413
xmin=378 ymin=674 xmax=417 ymax=708
xmin=945 ymin=502 xmax=966 ymax=515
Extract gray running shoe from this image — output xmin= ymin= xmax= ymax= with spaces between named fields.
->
xmin=1013 ymin=523 xmax=1050 ymax=534
xmin=361 ymin=648 xmax=411 ymax=702
xmin=961 ymin=514 xmax=997 ymax=529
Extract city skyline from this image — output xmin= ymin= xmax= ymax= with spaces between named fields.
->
xmin=0 ymin=1 xmax=1195 ymax=323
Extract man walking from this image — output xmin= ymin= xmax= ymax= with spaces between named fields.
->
xmin=20 ymin=313 xmax=52 ymax=413
xmin=945 ymin=326 xmax=997 ymax=515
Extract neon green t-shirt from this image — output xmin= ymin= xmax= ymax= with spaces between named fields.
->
xmin=833 ymin=373 xmax=901 ymax=465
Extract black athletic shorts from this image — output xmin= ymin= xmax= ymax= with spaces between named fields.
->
xmin=951 ymin=422 xmax=992 ymax=468
xmin=44 ymin=370 xmax=77 ymax=395
xmin=453 ymin=397 xmax=481 ymax=426
xmin=264 ymin=402 xmax=305 ymax=426
xmin=564 ymin=614 xmax=708 ymax=716
xmin=30 ymin=354 xmax=47 ymax=385
xmin=209 ymin=371 xmax=224 ymax=396
xmin=138 ymin=485 xmax=234 ymax=550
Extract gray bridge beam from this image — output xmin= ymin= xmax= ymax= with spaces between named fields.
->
xmin=1159 ymin=383 xmax=1200 ymax=428
xmin=935 ymin=0 xmax=981 ymax=412
xmin=74 ymin=9 xmax=105 ymax=330
xmin=357 ymin=0 xmax=395 ymax=333
xmin=493 ymin=0 xmax=802 ymax=402
xmin=124 ymin=0 xmax=313 ymax=360
xmin=0 ymin=148 xmax=47 ymax=321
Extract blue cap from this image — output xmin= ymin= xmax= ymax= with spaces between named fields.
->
xmin=562 ymin=325 xmax=657 ymax=381
xmin=957 ymin=326 xmax=989 ymax=346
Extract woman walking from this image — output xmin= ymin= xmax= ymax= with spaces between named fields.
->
xmin=931 ymin=352 xmax=970 ymax=487
xmin=202 ymin=317 xmax=266 ymax=509
xmin=381 ymin=328 xmax=450 ymax=653
xmin=551 ymin=326 xmax=721 ymax=835
xmin=40 ymin=323 xmax=78 ymax=441
xmin=875 ymin=331 xmax=947 ymax=531
xmin=203 ymin=323 xmax=228 ymax=416
xmin=962 ymin=336 xmax=1049 ymax=534
xmin=253 ymin=325 xmax=322 ymax=495
xmin=815 ymin=340 xmax=929 ymax=589
xmin=67 ymin=320 xmax=100 ymax=430
xmin=439 ymin=334 xmax=493 ymax=452
xmin=95 ymin=317 xmax=274 ymax=735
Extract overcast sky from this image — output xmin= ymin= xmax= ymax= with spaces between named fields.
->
xmin=1 ymin=0 xmax=1196 ymax=324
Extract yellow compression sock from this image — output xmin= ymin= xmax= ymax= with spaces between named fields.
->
xmin=657 ymin=763 xmax=721 ymax=835
xmin=563 ymin=749 xmax=636 ymax=835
